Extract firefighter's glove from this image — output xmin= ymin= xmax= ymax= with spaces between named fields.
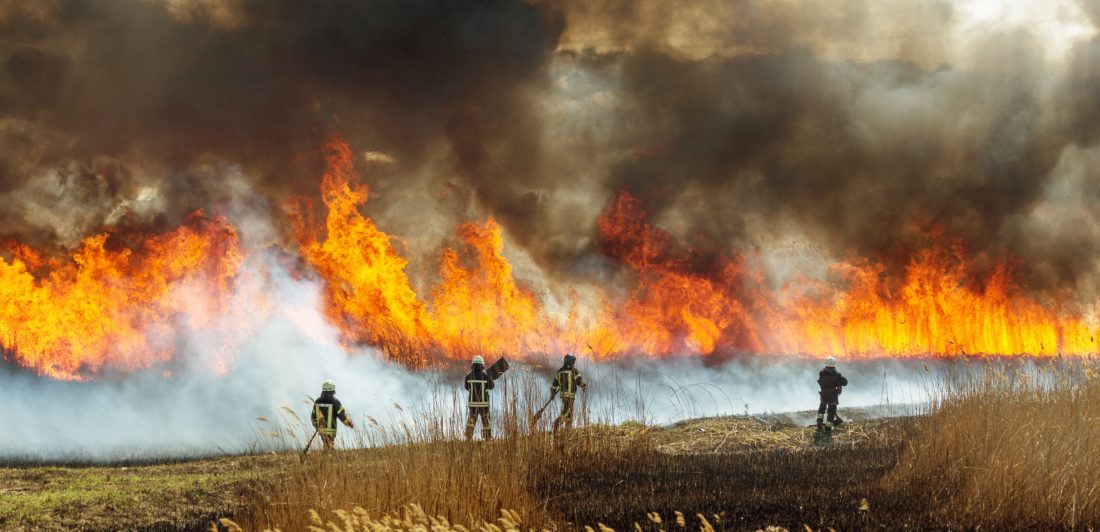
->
xmin=344 ymin=419 xmax=355 ymax=429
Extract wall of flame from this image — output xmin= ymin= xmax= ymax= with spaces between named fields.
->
xmin=2 ymin=137 xmax=1096 ymax=381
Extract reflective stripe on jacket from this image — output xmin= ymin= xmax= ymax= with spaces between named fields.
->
xmin=313 ymin=394 xmax=348 ymax=436
xmin=465 ymin=368 xmax=494 ymax=407
xmin=551 ymin=367 xmax=585 ymax=398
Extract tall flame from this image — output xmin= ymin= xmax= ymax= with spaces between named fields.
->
xmin=770 ymin=244 xmax=1100 ymax=357
xmin=295 ymin=138 xmax=1100 ymax=362
xmin=0 ymin=213 xmax=243 ymax=379
xmin=3 ymin=136 xmax=1098 ymax=380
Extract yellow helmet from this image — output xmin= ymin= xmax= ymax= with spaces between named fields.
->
xmin=322 ymin=379 xmax=336 ymax=392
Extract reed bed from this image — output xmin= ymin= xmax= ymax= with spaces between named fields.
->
xmin=886 ymin=359 xmax=1100 ymax=529
xmin=236 ymin=367 xmax=636 ymax=530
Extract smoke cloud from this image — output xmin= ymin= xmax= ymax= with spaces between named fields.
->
xmin=2 ymin=0 xmax=1100 ymax=293
xmin=0 ymin=265 xmax=930 ymax=461
xmin=2 ymin=0 xmax=1100 ymax=457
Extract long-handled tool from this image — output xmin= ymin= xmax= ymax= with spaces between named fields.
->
xmin=300 ymin=428 xmax=318 ymax=462
xmin=528 ymin=394 xmax=555 ymax=430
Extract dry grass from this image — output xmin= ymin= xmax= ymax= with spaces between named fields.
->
xmin=235 ymin=368 xmax=641 ymax=530
xmin=234 ymin=365 xmax=926 ymax=531
xmin=886 ymin=359 xmax=1100 ymax=528
xmin=219 ymin=504 xmax=531 ymax=532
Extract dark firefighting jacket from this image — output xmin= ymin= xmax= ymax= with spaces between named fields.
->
xmin=551 ymin=366 xmax=586 ymax=399
xmin=313 ymin=392 xmax=350 ymax=436
xmin=464 ymin=367 xmax=494 ymax=408
xmin=817 ymin=367 xmax=848 ymax=403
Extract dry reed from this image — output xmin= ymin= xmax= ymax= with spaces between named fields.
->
xmin=886 ymin=359 xmax=1100 ymax=528
xmin=236 ymin=366 xmax=644 ymax=530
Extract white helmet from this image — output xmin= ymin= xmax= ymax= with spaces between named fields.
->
xmin=825 ymin=356 xmax=837 ymax=368
xmin=472 ymin=355 xmax=485 ymax=366
xmin=322 ymin=379 xmax=336 ymax=392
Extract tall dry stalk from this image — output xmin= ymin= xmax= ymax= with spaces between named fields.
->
xmin=237 ymin=366 xmax=645 ymax=530
xmin=886 ymin=359 xmax=1100 ymax=528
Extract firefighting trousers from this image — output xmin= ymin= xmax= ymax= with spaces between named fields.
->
xmin=320 ymin=433 xmax=336 ymax=450
xmin=465 ymin=406 xmax=491 ymax=440
xmin=553 ymin=396 xmax=575 ymax=433
xmin=817 ymin=401 xmax=839 ymax=426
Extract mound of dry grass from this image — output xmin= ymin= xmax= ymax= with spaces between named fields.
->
xmin=886 ymin=360 xmax=1100 ymax=528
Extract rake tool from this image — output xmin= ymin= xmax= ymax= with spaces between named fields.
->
xmin=300 ymin=394 xmax=318 ymax=462
xmin=300 ymin=429 xmax=318 ymax=462
xmin=528 ymin=394 xmax=556 ymax=430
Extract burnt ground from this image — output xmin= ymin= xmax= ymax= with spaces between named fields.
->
xmin=1 ymin=410 xmax=939 ymax=531
xmin=543 ymin=439 xmax=943 ymax=531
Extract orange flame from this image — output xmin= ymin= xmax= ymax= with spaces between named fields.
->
xmin=770 ymin=244 xmax=1100 ymax=357
xmin=292 ymin=138 xmax=564 ymax=362
xmin=591 ymin=192 xmax=765 ymax=355
xmin=4 ymin=135 xmax=1097 ymax=379
xmin=0 ymin=213 xmax=244 ymax=379
xmin=296 ymin=139 xmax=1100 ymax=362
xmin=291 ymin=138 xmax=430 ymax=354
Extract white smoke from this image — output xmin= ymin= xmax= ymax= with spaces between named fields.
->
xmin=0 ymin=195 xmax=937 ymax=462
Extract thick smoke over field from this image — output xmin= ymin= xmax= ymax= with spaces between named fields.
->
xmin=1 ymin=0 xmax=1098 ymax=291
xmin=1 ymin=0 xmax=1100 ymax=456
xmin=0 ymin=0 xmax=561 ymax=250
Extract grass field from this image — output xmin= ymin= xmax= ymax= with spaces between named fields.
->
xmin=3 ymin=361 xmax=1099 ymax=531
xmin=0 ymin=408 xmax=920 ymax=531
xmin=0 ymin=455 xmax=284 ymax=531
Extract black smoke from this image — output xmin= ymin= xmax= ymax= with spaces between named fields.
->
xmin=0 ymin=0 xmax=563 ymax=249
xmin=2 ymin=0 xmax=1100 ymax=301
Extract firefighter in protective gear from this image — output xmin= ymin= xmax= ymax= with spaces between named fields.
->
xmin=551 ymin=353 xmax=587 ymax=434
xmin=816 ymin=357 xmax=848 ymax=431
xmin=464 ymin=355 xmax=494 ymax=440
xmin=313 ymin=379 xmax=354 ymax=450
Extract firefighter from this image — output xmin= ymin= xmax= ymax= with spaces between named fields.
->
xmin=551 ymin=353 xmax=587 ymax=434
xmin=312 ymin=379 xmax=354 ymax=450
xmin=816 ymin=357 xmax=848 ymax=431
xmin=464 ymin=355 xmax=494 ymax=440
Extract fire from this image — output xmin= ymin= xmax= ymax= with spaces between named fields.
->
xmin=297 ymin=138 xmax=1099 ymax=362
xmin=4 ymin=136 xmax=1098 ymax=380
xmin=291 ymin=139 xmax=431 ymax=355
xmin=293 ymin=138 xmax=564 ymax=362
xmin=591 ymin=192 xmax=765 ymax=355
xmin=772 ymin=243 xmax=1100 ymax=357
xmin=0 ymin=213 xmax=244 ymax=379
xmin=429 ymin=220 xmax=554 ymax=357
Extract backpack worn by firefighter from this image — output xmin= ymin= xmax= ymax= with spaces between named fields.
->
xmin=816 ymin=357 xmax=848 ymax=433
xmin=550 ymin=353 xmax=587 ymax=434
xmin=464 ymin=355 xmax=495 ymax=440
xmin=312 ymin=379 xmax=354 ymax=450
